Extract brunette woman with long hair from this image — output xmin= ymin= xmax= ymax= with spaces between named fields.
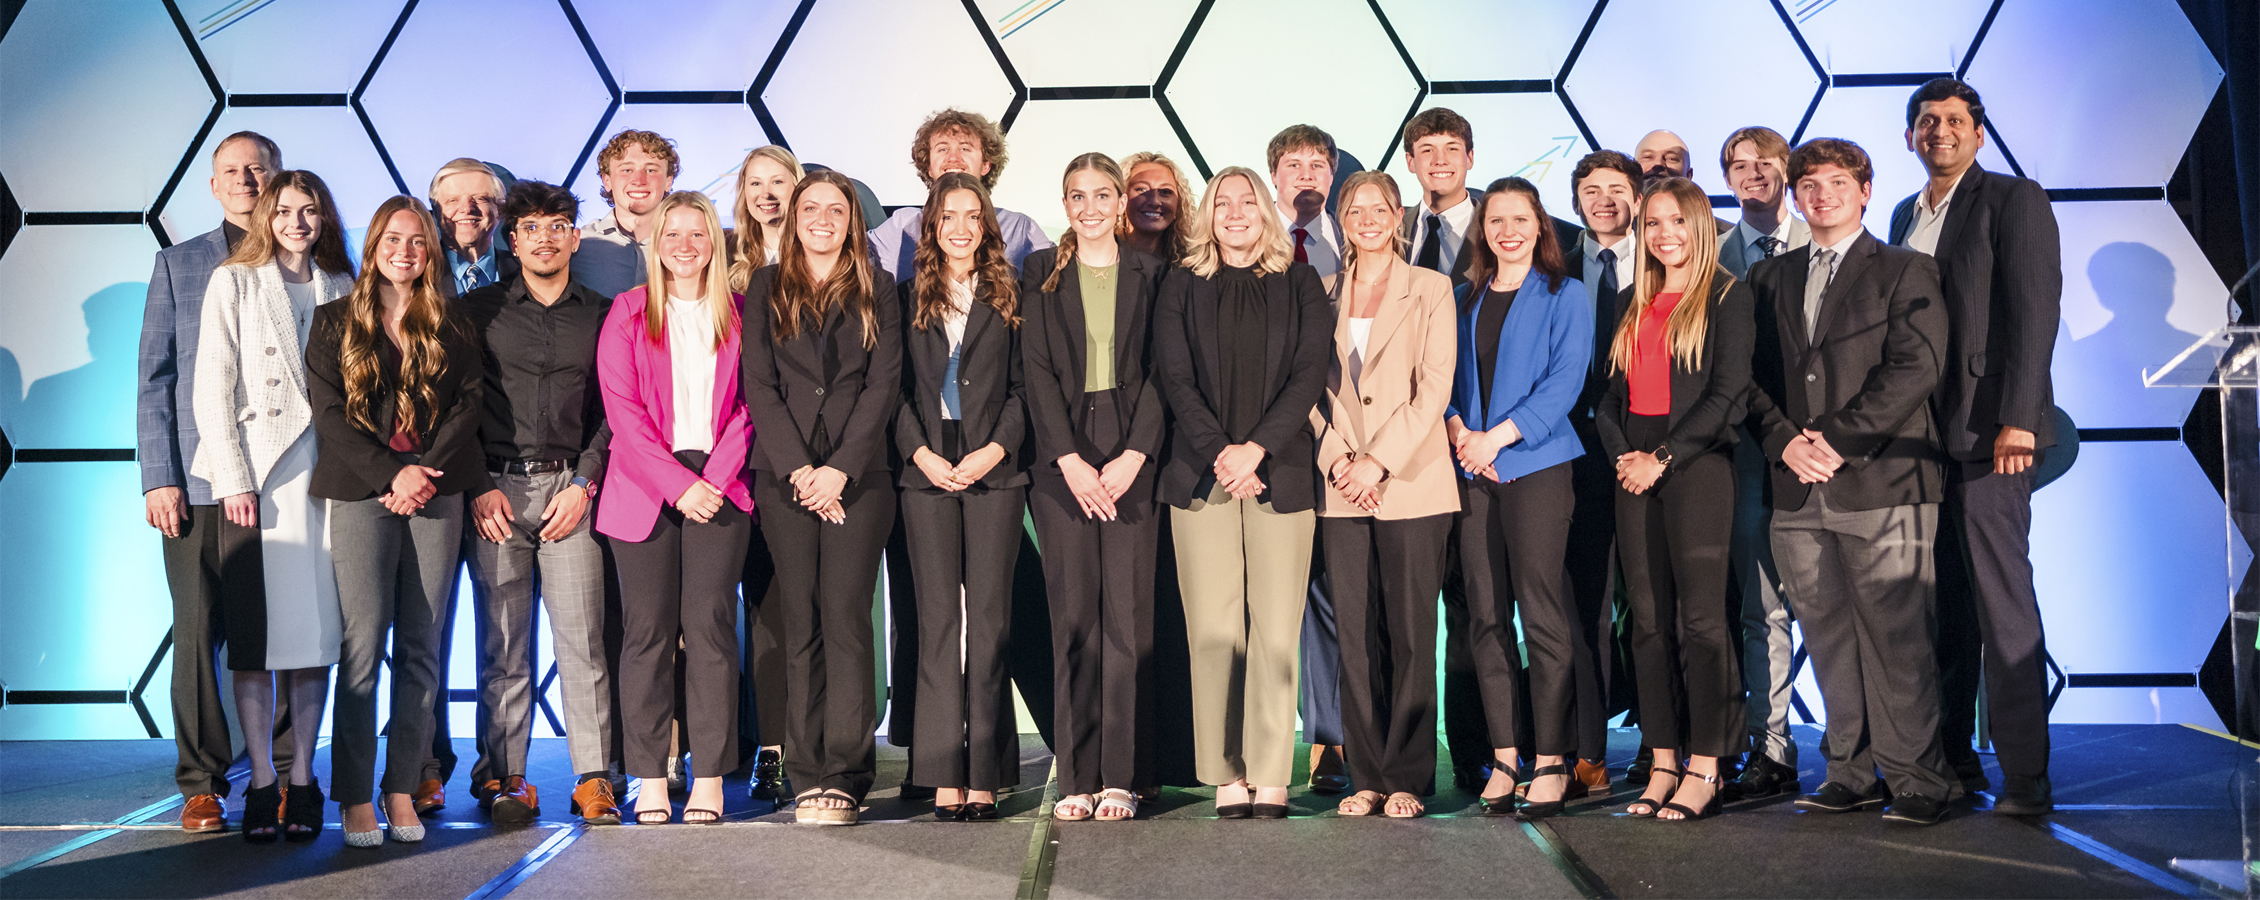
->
xmin=190 ymin=170 xmax=353 ymax=843
xmin=1121 ymin=151 xmax=1193 ymax=265
xmin=1152 ymin=166 xmax=1332 ymax=819
xmin=1599 ymin=176 xmax=1755 ymax=822
xmin=1448 ymin=177 xmax=1596 ymax=819
xmin=895 ymin=172 xmax=1026 ymax=819
xmin=1018 ymin=153 xmax=1169 ymax=822
xmin=307 ymin=195 xmax=486 ymax=847
xmin=741 ymin=170 xmax=903 ymax=826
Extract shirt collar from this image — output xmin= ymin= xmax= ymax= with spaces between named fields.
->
xmin=1919 ymin=168 xmax=1970 ymax=215
xmin=502 ymin=274 xmax=598 ymax=306
xmin=1582 ymin=230 xmax=1632 ymax=261
xmin=1734 ymin=217 xmax=1793 ymax=251
xmin=1814 ymin=228 xmax=1864 ymax=260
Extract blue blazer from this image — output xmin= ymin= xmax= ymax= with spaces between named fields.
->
xmin=136 ymin=226 xmax=231 ymax=504
xmin=1447 ymin=273 xmax=1592 ymax=482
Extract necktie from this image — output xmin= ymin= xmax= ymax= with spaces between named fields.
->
xmin=1596 ymin=247 xmax=1619 ymax=319
xmin=1415 ymin=214 xmax=1443 ymax=271
xmin=1757 ymin=236 xmax=1783 ymax=259
xmin=1293 ymin=227 xmax=1310 ymax=265
xmin=1804 ymin=248 xmax=1837 ymax=341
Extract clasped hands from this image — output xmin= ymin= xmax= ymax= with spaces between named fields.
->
xmin=785 ymin=465 xmax=848 ymax=524
xmin=1446 ymin=416 xmax=1518 ymax=483
xmin=1328 ymin=454 xmax=1386 ymax=513
xmin=473 ymin=481 xmax=589 ymax=544
xmin=1059 ymin=449 xmax=1146 ymax=522
xmin=1782 ymin=429 xmax=1845 ymax=483
xmin=912 ymin=443 xmax=1007 ymax=493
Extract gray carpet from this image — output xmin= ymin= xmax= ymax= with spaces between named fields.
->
xmin=0 ymin=825 xmax=557 ymax=899
xmin=1046 ymin=817 xmax=1576 ymax=899
xmin=511 ymin=822 xmax=1035 ymax=898
xmin=1 ymin=740 xmax=189 ymax=826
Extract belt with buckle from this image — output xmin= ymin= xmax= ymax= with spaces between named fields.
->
xmin=487 ymin=456 xmax=570 ymax=475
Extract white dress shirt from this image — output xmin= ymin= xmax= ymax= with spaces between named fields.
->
xmin=666 ymin=296 xmax=718 ymax=454
xmin=1278 ymin=204 xmax=1343 ymax=277
xmin=1579 ymin=231 xmax=1636 ymax=305
xmin=1903 ymin=169 xmax=1968 ymax=257
xmin=1410 ymin=192 xmax=1476 ymax=274
xmin=940 ymin=275 xmax=975 ymax=416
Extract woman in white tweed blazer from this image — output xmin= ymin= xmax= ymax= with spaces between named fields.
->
xmin=189 ymin=170 xmax=354 ymax=843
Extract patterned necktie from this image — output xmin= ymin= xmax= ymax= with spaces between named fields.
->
xmin=1293 ymin=227 xmax=1310 ymax=265
xmin=1804 ymin=248 xmax=1837 ymax=341
xmin=1416 ymin=214 xmax=1443 ymax=271
xmin=1758 ymin=235 xmax=1783 ymax=258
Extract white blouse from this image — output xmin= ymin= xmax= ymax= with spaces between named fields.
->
xmin=1347 ymin=317 xmax=1373 ymax=391
xmin=939 ymin=276 xmax=975 ymax=418
xmin=666 ymin=296 xmax=718 ymax=454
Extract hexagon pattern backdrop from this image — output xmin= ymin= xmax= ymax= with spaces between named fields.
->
xmin=0 ymin=0 xmax=2231 ymax=739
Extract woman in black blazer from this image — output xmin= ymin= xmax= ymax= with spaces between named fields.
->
xmin=306 ymin=196 xmax=486 ymax=847
xmin=894 ymin=173 xmax=1026 ymax=820
xmin=740 ymin=170 xmax=904 ymax=826
xmin=1019 ymin=153 xmax=1168 ymax=821
xmin=1597 ymin=177 xmax=1756 ymax=822
xmin=1152 ymin=166 xmax=1332 ymax=818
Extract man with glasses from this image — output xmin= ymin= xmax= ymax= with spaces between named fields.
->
xmin=456 ymin=181 xmax=620 ymax=825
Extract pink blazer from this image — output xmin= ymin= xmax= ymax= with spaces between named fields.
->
xmin=593 ymin=287 xmax=755 ymax=542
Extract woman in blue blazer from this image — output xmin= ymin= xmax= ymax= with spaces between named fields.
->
xmin=1446 ymin=178 xmax=1595 ymax=818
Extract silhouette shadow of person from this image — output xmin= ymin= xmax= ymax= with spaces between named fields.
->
xmin=2063 ymin=241 xmax=2195 ymax=429
xmin=16 ymin=282 xmax=146 ymax=450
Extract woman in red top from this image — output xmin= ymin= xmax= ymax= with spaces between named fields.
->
xmin=1597 ymin=177 xmax=1756 ymax=822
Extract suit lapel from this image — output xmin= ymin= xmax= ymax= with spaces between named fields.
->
xmin=1361 ymin=261 xmax=1414 ymax=370
xmin=1111 ymin=256 xmax=1142 ymax=383
xmin=1934 ymin=165 xmax=1984 ymax=261
xmin=1056 ymin=258 xmax=1089 ymax=389
xmin=1811 ymin=235 xmax=1876 ymax=355
xmin=1781 ymin=246 xmax=1815 ymax=360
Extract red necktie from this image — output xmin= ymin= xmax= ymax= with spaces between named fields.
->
xmin=1293 ymin=227 xmax=1310 ymax=265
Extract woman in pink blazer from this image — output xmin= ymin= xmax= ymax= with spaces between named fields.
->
xmin=593 ymin=191 xmax=753 ymax=826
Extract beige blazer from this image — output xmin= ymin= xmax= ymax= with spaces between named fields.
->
xmin=190 ymin=261 xmax=352 ymax=498
xmin=1311 ymin=262 xmax=1461 ymax=519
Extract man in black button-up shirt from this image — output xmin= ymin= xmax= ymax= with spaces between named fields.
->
xmin=456 ymin=181 xmax=620 ymax=826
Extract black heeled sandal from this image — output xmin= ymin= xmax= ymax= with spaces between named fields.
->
xmin=1479 ymin=764 xmax=1525 ymax=816
xmin=282 ymin=778 xmax=324 ymax=842
xmin=1625 ymin=767 xmax=1683 ymax=818
xmin=241 ymin=783 xmax=281 ymax=844
xmin=1516 ymin=765 xmax=1573 ymax=819
xmin=1658 ymin=771 xmax=1723 ymax=822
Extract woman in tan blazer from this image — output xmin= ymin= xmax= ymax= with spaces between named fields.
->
xmin=1312 ymin=172 xmax=1459 ymax=818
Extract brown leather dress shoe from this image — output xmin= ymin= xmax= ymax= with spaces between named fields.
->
xmin=490 ymin=776 xmax=540 ymax=824
xmin=411 ymin=779 xmax=446 ymax=815
xmin=571 ymin=778 xmax=621 ymax=826
xmin=181 ymin=793 xmax=225 ymax=833
xmin=1574 ymin=759 xmax=1611 ymax=796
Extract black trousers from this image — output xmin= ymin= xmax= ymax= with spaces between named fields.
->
xmin=1461 ymin=462 xmax=1588 ymax=757
xmin=1567 ymin=424 xmax=1622 ymax=760
xmin=757 ymin=470 xmax=894 ymax=801
xmin=1436 ymin=538 xmax=1492 ymax=776
xmin=1937 ymin=464 xmax=2051 ymax=779
xmin=1325 ymin=513 xmax=1450 ymax=796
xmin=612 ymin=493 xmax=748 ymax=780
xmin=1029 ymin=474 xmax=1157 ymax=796
xmin=900 ymin=482 xmax=1026 ymax=790
xmin=738 ymin=516 xmax=787 ymax=758
xmin=1615 ymin=421 xmax=1743 ymax=759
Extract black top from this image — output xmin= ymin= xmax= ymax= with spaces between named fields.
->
xmin=220 ymin=220 xmax=247 ymax=251
xmin=739 ymin=264 xmax=903 ymax=478
xmin=306 ymin=303 xmax=489 ymax=501
xmin=458 ymin=276 xmax=612 ymax=482
xmin=1596 ymin=275 xmax=1755 ymax=470
xmin=1150 ymin=262 xmax=1332 ymax=513
xmin=1474 ymin=284 xmax=1519 ymax=411
xmin=893 ymin=275 xmax=1029 ymax=490
xmin=1215 ymin=265 xmax=1267 ymax=441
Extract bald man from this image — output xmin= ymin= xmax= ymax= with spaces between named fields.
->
xmin=1636 ymin=129 xmax=1733 ymax=235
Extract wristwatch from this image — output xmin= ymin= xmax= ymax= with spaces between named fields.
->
xmin=571 ymin=475 xmax=597 ymax=498
xmin=1653 ymin=444 xmax=1674 ymax=468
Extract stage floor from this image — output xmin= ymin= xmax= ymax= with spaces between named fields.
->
xmin=0 ymin=724 xmax=2242 ymax=898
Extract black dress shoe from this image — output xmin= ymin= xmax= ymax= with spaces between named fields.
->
xmin=1726 ymin=753 xmax=1799 ymax=800
xmin=1625 ymin=747 xmax=1655 ymax=785
xmin=1794 ymin=781 xmax=1890 ymax=813
xmin=1882 ymin=793 xmax=1948 ymax=826
xmin=749 ymin=748 xmax=787 ymax=802
xmin=1946 ymin=747 xmax=1991 ymax=793
xmin=1991 ymin=774 xmax=2053 ymax=816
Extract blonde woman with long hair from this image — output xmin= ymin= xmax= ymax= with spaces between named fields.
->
xmin=190 ymin=170 xmax=353 ymax=844
xmin=1597 ymin=176 xmax=1756 ymax=822
xmin=729 ymin=144 xmax=804 ymax=291
xmin=1016 ymin=152 xmax=1170 ymax=822
xmin=1121 ymin=151 xmax=1193 ymax=265
xmin=1151 ymin=166 xmax=1332 ymax=819
xmin=307 ymin=195 xmax=487 ymax=846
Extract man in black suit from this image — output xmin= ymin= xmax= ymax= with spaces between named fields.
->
xmin=1747 ymin=137 xmax=1957 ymax=826
xmin=1888 ymin=78 xmax=2061 ymax=816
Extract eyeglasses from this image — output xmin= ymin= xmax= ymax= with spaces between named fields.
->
xmin=516 ymin=222 xmax=576 ymax=238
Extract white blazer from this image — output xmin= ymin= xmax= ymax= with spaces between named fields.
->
xmin=190 ymin=261 xmax=352 ymax=498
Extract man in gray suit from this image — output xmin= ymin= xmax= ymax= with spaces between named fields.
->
xmin=136 ymin=130 xmax=282 ymax=832
xmin=1714 ymin=126 xmax=1811 ymax=800
xmin=1746 ymin=138 xmax=1956 ymax=826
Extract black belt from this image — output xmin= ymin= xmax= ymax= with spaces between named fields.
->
xmin=487 ymin=456 xmax=571 ymax=475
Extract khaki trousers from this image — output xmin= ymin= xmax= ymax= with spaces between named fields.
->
xmin=1172 ymin=485 xmax=1315 ymax=787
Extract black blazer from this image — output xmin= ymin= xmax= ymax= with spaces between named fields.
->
xmin=1151 ymin=262 xmax=1333 ymax=513
xmin=1744 ymin=231 xmax=1948 ymax=512
xmin=1017 ymin=247 xmax=1168 ymax=481
xmin=1597 ymin=273 xmax=1757 ymax=468
xmin=1887 ymin=164 xmax=2061 ymax=461
xmin=306 ymin=303 xmax=488 ymax=502
xmin=740 ymin=265 xmax=904 ymax=478
xmin=1560 ymin=220 xmax=1635 ymax=427
xmin=892 ymin=276 xmax=1028 ymax=489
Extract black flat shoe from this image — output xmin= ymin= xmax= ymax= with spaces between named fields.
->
xmin=1794 ymin=781 xmax=1890 ymax=813
xmin=1726 ymin=753 xmax=1799 ymax=800
xmin=1516 ymin=764 xmax=1573 ymax=819
xmin=749 ymin=748 xmax=787 ymax=802
xmin=282 ymin=777 xmax=324 ymax=842
xmin=961 ymin=801 xmax=999 ymax=821
xmin=1251 ymin=803 xmax=1288 ymax=819
xmin=1215 ymin=802 xmax=1253 ymax=819
xmin=1991 ymin=774 xmax=2053 ymax=817
xmin=241 ymin=783 xmax=281 ymax=844
xmin=1882 ymin=793 xmax=1947 ymax=826
xmin=1625 ymin=747 xmax=1655 ymax=785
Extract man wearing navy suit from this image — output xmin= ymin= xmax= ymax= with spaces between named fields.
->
xmin=136 ymin=131 xmax=281 ymax=832
xmin=1888 ymin=78 xmax=2061 ymax=816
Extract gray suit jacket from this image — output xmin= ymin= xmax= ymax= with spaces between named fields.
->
xmin=137 ymin=227 xmax=230 ymax=504
xmin=1717 ymin=216 xmax=1812 ymax=281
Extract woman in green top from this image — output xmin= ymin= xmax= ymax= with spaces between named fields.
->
xmin=1018 ymin=153 xmax=1170 ymax=822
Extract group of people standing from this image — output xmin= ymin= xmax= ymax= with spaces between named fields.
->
xmin=137 ymin=75 xmax=2058 ymax=842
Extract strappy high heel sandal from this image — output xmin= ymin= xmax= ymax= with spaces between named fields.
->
xmin=1479 ymin=764 xmax=1525 ymax=816
xmin=1659 ymin=770 xmax=1724 ymax=822
xmin=1517 ymin=765 xmax=1573 ymax=819
xmin=1625 ymin=767 xmax=1683 ymax=818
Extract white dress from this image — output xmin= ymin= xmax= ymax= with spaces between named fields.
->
xmin=253 ymin=277 xmax=340 ymax=669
